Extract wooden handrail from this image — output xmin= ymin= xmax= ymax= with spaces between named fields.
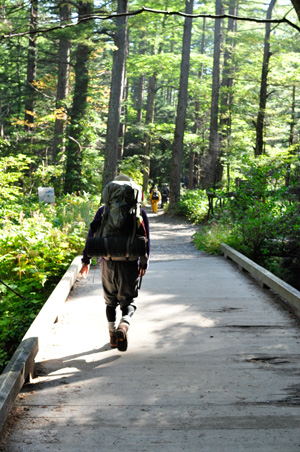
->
xmin=0 ymin=255 xmax=82 ymax=432
xmin=221 ymin=244 xmax=300 ymax=318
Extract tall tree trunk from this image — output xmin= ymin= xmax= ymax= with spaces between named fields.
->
xmin=254 ymin=0 xmax=277 ymax=157
xmin=102 ymin=0 xmax=129 ymax=188
xmin=286 ymin=85 xmax=297 ymax=187
xmin=188 ymin=151 xmax=195 ymax=189
xmin=118 ymin=28 xmax=129 ymax=161
xmin=217 ymin=0 xmax=238 ymax=186
xmin=118 ymin=69 xmax=128 ymax=161
xmin=0 ymin=88 xmax=3 ymax=138
xmin=16 ymin=37 xmax=22 ymax=118
xmin=135 ymin=32 xmax=146 ymax=123
xmin=291 ymin=0 xmax=300 ymax=21
xmin=142 ymin=11 xmax=169 ymax=193
xmin=169 ymin=0 xmax=194 ymax=206
xmin=52 ymin=2 xmax=71 ymax=164
xmin=142 ymin=73 xmax=156 ymax=193
xmin=24 ymin=0 xmax=38 ymax=131
xmin=135 ymin=75 xmax=144 ymax=123
xmin=64 ymin=1 xmax=92 ymax=194
xmin=289 ymin=85 xmax=296 ymax=148
xmin=200 ymin=0 xmax=223 ymax=190
xmin=188 ymin=17 xmax=206 ymax=189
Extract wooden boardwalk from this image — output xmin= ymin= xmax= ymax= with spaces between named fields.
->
xmin=1 ymin=209 xmax=300 ymax=451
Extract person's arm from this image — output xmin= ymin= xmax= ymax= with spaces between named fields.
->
xmin=80 ymin=262 xmax=90 ymax=278
xmin=80 ymin=206 xmax=104 ymax=276
xmin=139 ymin=209 xmax=150 ymax=276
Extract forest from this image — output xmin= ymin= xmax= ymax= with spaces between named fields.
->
xmin=0 ymin=0 xmax=300 ymax=371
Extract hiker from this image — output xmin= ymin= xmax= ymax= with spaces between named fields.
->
xmin=80 ymin=175 xmax=150 ymax=352
xmin=150 ymin=186 xmax=161 ymax=213
xmin=161 ymin=184 xmax=170 ymax=208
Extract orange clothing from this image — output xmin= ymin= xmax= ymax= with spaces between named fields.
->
xmin=150 ymin=189 xmax=161 ymax=213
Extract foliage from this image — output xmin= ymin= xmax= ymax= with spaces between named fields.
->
xmin=0 ymin=157 xmax=100 ymax=372
xmin=192 ymin=157 xmax=300 ymax=290
xmin=1 ymin=0 xmax=299 ymax=194
xmin=169 ymin=188 xmax=208 ymax=223
xmin=118 ymin=155 xmax=145 ymax=187
xmin=193 ymin=222 xmax=241 ymax=255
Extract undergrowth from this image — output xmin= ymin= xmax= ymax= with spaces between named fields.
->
xmin=172 ymin=162 xmax=300 ymax=293
xmin=0 ymin=192 xmax=100 ymax=373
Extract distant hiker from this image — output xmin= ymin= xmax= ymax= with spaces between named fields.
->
xmin=161 ymin=184 xmax=170 ymax=208
xmin=80 ymin=174 xmax=150 ymax=352
xmin=150 ymin=186 xmax=161 ymax=213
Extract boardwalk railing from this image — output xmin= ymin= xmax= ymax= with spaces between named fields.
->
xmin=221 ymin=243 xmax=300 ymax=318
xmin=0 ymin=255 xmax=82 ymax=432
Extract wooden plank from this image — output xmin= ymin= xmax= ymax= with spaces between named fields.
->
xmin=221 ymin=243 xmax=300 ymax=318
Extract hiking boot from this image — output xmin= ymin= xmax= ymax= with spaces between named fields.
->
xmin=116 ymin=323 xmax=129 ymax=352
xmin=109 ymin=330 xmax=117 ymax=349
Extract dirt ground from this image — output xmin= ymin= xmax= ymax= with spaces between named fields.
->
xmin=144 ymin=205 xmax=203 ymax=261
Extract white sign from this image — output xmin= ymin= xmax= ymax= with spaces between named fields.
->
xmin=38 ymin=187 xmax=55 ymax=203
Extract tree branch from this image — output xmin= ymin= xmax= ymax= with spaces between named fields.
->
xmin=1 ymin=6 xmax=300 ymax=40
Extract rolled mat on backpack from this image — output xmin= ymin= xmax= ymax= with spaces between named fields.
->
xmin=86 ymin=236 xmax=147 ymax=259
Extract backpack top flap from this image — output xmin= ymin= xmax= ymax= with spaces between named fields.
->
xmin=100 ymin=180 xmax=142 ymax=237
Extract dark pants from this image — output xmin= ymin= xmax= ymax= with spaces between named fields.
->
xmin=100 ymin=259 xmax=139 ymax=322
xmin=161 ymin=194 xmax=168 ymax=207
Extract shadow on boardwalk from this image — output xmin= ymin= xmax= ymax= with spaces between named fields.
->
xmin=1 ymin=208 xmax=300 ymax=452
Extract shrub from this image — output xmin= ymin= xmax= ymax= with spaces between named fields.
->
xmin=193 ymin=159 xmax=300 ymax=291
xmin=0 ymin=192 xmax=100 ymax=373
xmin=171 ymin=188 xmax=208 ymax=222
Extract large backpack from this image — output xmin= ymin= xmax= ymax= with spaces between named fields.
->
xmin=87 ymin=180 xmax=147 ymax=260
xmin=100 ymin=180 xmax=142 ymax=238
xmin=151 ymin=189 xmax=159 ymax=200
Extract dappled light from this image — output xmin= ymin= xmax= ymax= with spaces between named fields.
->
xmin=1 ymin=208 xmax=300 ymax=451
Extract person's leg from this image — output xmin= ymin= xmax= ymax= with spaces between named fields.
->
xmin=106 ymin=305 xmax=117 ymax=348
xmin=116 ymin=261 xmax=139 ymax=352
xmin=100 ymin=260 xmax=118 ymax=348
xmin=106 ymin=305 xmax=117 ymax=328
xmin=120 ymin=304 xmax=136 ymax=326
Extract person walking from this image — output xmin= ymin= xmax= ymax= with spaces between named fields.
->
xmin=161 ymin=184 xmax=170 ymax=208
xmin=150 ymin=186 xmax=161 ymax=213
xmin=80 ymin=175 xmax=150 ymax=352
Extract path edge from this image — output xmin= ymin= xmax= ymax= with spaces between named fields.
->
xmin=0 ymin=255 xmax=82 ymax=432
xmin=221 ymin=243 xmax=300 ymax=318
